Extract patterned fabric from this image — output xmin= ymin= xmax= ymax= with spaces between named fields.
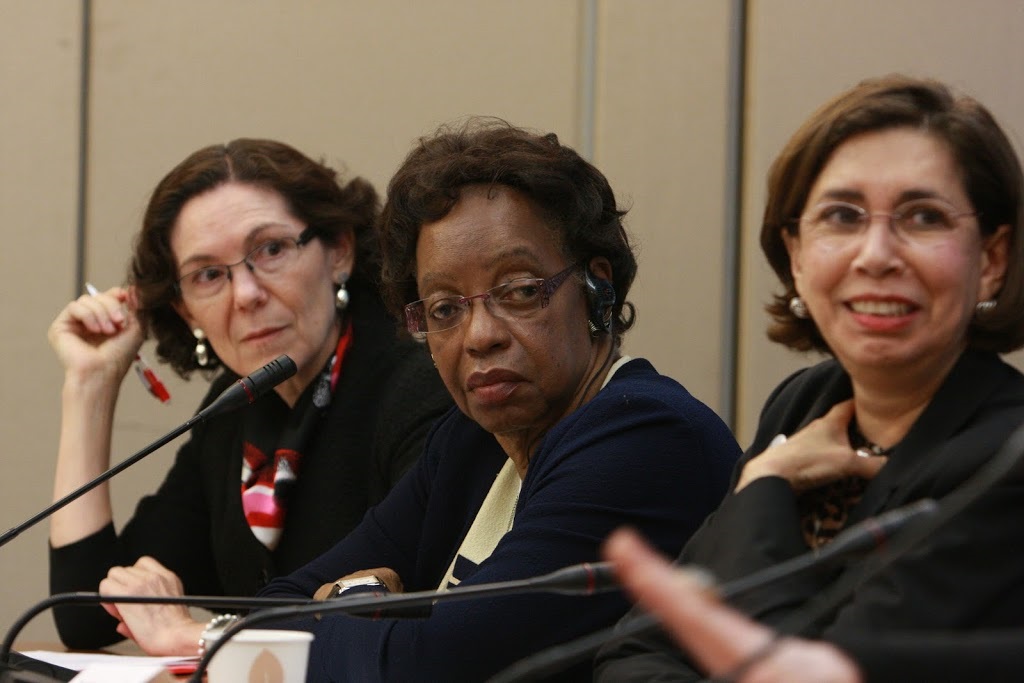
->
xmin=798 ymin=423 xmax=891 ymax=549
xmin=798 ymin=476 xmax=868 ymax=548
xmin=241 ymin=324 xmax=353 ymax=549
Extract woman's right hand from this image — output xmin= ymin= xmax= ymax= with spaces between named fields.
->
xmin=99 ymin=556 xmax=206 ymax=656
xmin=48 ymin=286 xmax=144 ymax=386
xmin=735 ymin=400 xmax=887 ymax=493
xmin=49 ymin=286 xmax=147 ymax=546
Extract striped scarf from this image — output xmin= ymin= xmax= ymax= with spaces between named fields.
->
xmin=240 ymin=324 xmax=352 ymax=549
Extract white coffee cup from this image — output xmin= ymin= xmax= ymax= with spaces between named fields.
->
xmin=206 ymin=628 xmax=314 ymax=683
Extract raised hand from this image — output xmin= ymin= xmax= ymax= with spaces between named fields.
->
xmin=48 ymin=285 xmax=144 ymax=386
xmin=735 ymin=400 xmax=887 ymax=493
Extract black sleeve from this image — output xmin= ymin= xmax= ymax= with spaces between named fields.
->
xmin=49 ymin=523 xmax=124 ymax=648
xmin=835 ymin=631 xmax=1024 ymax=683
xmin=48 ymin=376 xmax=231 ymax=649
xmin=48 ymin=424 xmax=220 ymax=649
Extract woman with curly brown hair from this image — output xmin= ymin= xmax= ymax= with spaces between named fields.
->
xmin=47 ymin=139 xmax=452 ymax=654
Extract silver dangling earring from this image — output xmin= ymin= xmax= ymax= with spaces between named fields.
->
xmin=789 ymin=296 xmax=809 ymax=319
xmin=193 ymin=328 xmax=209 ymax=367
xmin=976 ymin=299 xmax=997 ymax=316
xmin=335 ymin=274 xmax=350 ymax=311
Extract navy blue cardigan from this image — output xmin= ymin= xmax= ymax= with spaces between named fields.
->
xmin=258 ymin=358 xmax=741 ymax=682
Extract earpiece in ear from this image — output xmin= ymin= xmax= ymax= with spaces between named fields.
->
xmin=583 ymin=269 xmax=616 ymax=334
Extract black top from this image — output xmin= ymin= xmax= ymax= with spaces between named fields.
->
xmin=595 ymin=349 xmax=1024 ymax=682
xmin=49 ymin=292 xmax=453 ymax=649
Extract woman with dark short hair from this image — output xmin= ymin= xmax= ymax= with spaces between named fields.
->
xmin=250 ymin=118 xmax=742 ymax=682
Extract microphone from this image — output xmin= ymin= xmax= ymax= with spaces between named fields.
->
xmin=0 ymin=355 xmax=296 ymax=548
xmin=486 ymin=498 xmax=939 ymax=682
xmin=0 ymin=562 xmax=615 ymax=681
xmin=194 ymin=355 xmax=297 ymax=421
xmin=188 ymin=562 xmax=618 ymax=682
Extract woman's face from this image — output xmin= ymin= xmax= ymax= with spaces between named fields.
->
xmin=171 ymin=182 xmax=353 ymax=404
xmin=414 ymin=184 xmax=604 ymax=457
xmin=784 ymin=128 xmax=1008 ymax=384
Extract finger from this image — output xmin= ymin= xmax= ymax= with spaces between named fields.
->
xmin=100 ymin=601 xmax=121 ymax=621
xmin=314 ymin=583 xmax=337 ymax=601
xmin=604 ymin=529 xmax=772 ymax=676
xmin=66 ymin=296 xmax=121 ymax=336
xmin=89 ymin=287 xmax=130 ymax=326
xmin=115 ymin=622 xmax=134 ymax=640
xmin=818 ymin=399 xmax=856 ymax=437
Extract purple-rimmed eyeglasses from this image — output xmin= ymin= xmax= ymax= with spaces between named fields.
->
xmin=404 ymin=262 xmax=579 ymax=339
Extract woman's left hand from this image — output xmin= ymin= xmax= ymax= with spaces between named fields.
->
xmin=735 ymin=400 xmax=887 ymax=493
xmin=313 ymin=567 xmax=404 ymax=600
xmin=98 ymin=556 xmax=205 ymax=656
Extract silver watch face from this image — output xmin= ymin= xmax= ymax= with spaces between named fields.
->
xmin=338 ymin=576 xmax=383 ymax=589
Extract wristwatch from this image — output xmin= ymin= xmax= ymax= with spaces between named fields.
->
xmin=327 ymin=575 xmax=385 ymax=599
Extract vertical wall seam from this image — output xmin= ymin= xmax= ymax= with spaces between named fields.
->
xmin=74 ymin=0 xmax=91 ymax=296
xmin=578 ymin=0 xmax=597 ymax=160
xmin=720 ymin=0 xmax=748 ymax=429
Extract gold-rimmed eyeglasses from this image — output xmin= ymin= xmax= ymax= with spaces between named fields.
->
xmin=798 ymin=198 xmax=978 ymax=247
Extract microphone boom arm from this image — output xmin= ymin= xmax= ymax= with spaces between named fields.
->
xmin=0 ymin=355 xmax=296 ymax=549
xmin=189 ymin=561 xmax=616 ymax=682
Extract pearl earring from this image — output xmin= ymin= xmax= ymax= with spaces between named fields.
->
xmin=788 ymin=296 xmax=809 ymax=319
xmin=335 ymin=275 xmax=350 ymax=311
xmin=193 ymin=328 xmax=209 ymax=367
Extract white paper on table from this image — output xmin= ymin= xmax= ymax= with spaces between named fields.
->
xmin=21 ymin=649 xmax=197 ymax=672
xmin=70 ymin=663 xmax=176 ymax=682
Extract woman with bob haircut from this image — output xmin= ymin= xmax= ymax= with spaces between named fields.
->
xmin=595 ymin=74 xmax=1024 ymax=681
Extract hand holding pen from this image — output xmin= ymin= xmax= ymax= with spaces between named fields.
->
xmin=84 ymin=282 xmax=171 ymax=403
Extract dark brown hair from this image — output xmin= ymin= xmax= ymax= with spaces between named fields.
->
xmin=378 ymin=117 xmax=637 ymax=339
xmin=761 ymin=74 xmax=1024 ymax=354
xmin=130 ymin=138 xmax=380 ymax=376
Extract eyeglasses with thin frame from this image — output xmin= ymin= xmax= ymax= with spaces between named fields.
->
xmin=798 ymin=198 xmax=978 ymax=247
xmin=175 ymin=226 xmax=318 ymax=301
xmin=404 ymin=262 xmax=580 ymax=339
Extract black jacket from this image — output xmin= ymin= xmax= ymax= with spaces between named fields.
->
xmin=595 ymin=349 xmax=1024 ymax=682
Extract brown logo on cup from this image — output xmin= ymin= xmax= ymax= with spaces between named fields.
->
xmin=248 ymin=648 xmax=285 ymax=682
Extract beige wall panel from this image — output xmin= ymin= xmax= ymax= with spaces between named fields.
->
xmin=738 ymin=0 xmax=1024 ymax=443
xmin=594 ymin=0 xmax=731 ymax=411
xmin=83 ymin=0 xmax=584 ymax=574
xmin=3 ymin=0 xmax=583 ymax=645
xmin=0 ymin=1 xmax=82 ymax=641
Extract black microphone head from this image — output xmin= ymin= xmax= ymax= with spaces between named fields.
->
xmin=196 ymin=355 xmax=297 ymax=421
xmin=538 ymin=561 xmax=620 ymax=595
xmin=242 ymin=355 xmax=298 ymax=401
